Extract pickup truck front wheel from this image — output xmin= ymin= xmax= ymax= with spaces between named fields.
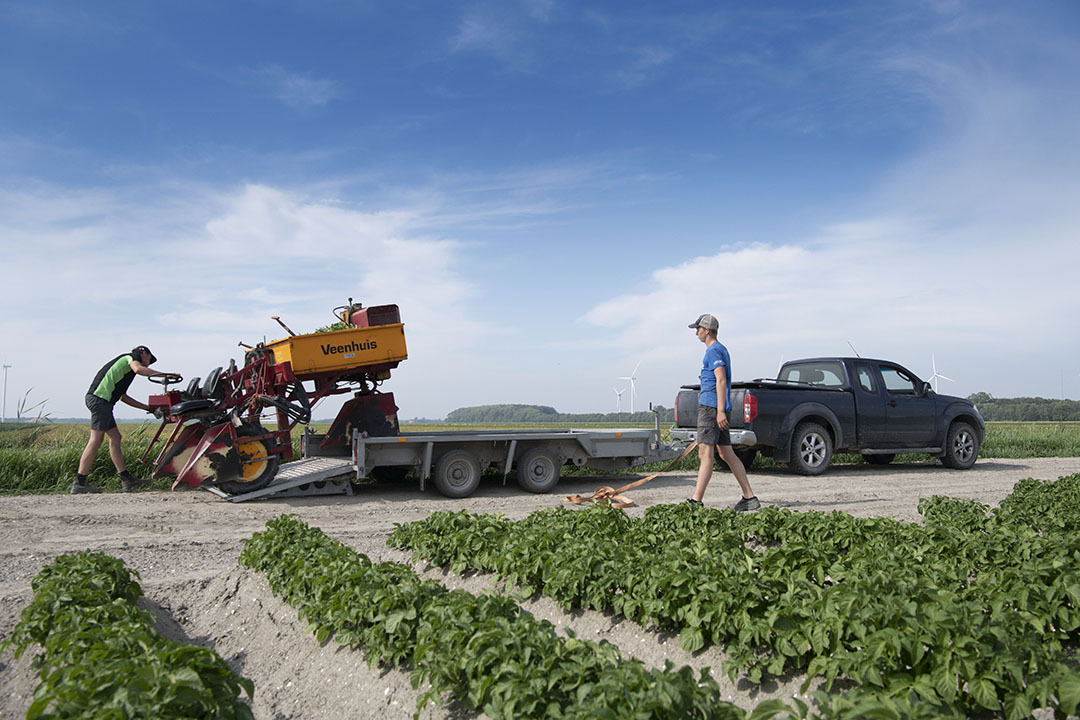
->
xmin=941 ymin=421 xmax=980 ymax=469
xmin=790 ymin=422 xmax=833 ymax=476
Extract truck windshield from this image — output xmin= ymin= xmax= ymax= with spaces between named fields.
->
xmin=779 ymin=362 xmax=847 ymax=387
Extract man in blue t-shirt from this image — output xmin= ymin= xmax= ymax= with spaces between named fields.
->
xmin=687 ymin=314 xmax=759 ymax=511
xmin=71 ymin=345 xmax=178 ymax=494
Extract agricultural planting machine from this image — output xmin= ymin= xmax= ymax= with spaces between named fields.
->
xmin=141 ymin=300 xmax=407 ymax=496
xmin=143 ymin=299 xmax=680 ymax=501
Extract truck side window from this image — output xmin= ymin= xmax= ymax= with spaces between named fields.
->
xmin=880 ymin=366 xmax=916 ymax=394
xmin=780 ymin=362 xmax=846 ymax=387
xmin=856 ymin=365 xmax=876 ymax=393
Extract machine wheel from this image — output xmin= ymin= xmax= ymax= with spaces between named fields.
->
xmin=516 ymin=447 xmax=561 ymax=493
xmin=217 ymin=424 xmax=281 ymax=495
xmin=433 ymin=449 xmax=482 ymax=498
xmin=941 ymin=421 xmax=980 ymax=469
xmin=789 ymin=422 xmax=833 ymax=476
xmin=865 ymin=454 xmax=895 ymax=466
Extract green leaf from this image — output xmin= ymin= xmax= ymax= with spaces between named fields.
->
xmin=1058 ymin=671 xmax=1080 ymax=715
xmin=748 ymin=698 xmax=798 ymax=719
xmin=679 ymin=626 xmax=705 ymax=654
xmin=969 ymin=675 xmax=1000 ymax=710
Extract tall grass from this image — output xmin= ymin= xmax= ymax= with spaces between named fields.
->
xmin=1 ymin=421 xmax=1077 ymax=495
xmin=0 ymin=422 xmax=161 ymax=494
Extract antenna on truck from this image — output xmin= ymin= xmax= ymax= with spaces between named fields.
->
xmin=847 ymin=341 xmax=861 ymax=358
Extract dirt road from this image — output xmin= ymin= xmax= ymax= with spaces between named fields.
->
xmin=3 ymin=457 xmax=1079 ymax=718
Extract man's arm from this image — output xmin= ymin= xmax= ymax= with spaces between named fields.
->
xmin=713 ymin=366 xmax=729 ymax=429
xmin=128 ymin=359 xmax=170 ymax=378
xmin=119 ymin=394 xmax=151 ymax=412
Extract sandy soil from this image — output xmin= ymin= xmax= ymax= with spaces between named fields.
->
xmin=3 ymin=457 xmax=1079 ymax=719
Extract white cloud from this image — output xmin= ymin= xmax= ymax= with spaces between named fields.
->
xmin=258 ymin=64 xmax=341 ymax=109
xmin=0 ymin=181 xmax=494 ymax=418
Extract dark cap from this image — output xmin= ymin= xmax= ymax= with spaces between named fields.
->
xmin=688 ymin=313 xmax=719 ymax=331
xmin=132 ymin=345 xmax=157 ymax=365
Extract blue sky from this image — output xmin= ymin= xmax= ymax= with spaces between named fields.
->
xmin=2 ymin=0 xmax=1079 ymax=421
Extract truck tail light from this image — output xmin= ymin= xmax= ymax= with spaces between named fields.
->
xmin=743 ymin=391 xmax=758 ymax=423
xmin=674 ymin=396 xmax=679 ymax=424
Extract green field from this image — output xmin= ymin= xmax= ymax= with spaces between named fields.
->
xmin=1 ymin=420 xmax=1077 ymax=495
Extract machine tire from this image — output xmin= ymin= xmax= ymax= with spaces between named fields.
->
xmin=789 ymin=421 xmax=833 ymax=476
xmin=433 ymin=449 xmax=482 ymax=498
xmin=217 ymin=424 xmax=281 ymax=495
xmin=516 ymin=447 xmax=561 ymax=493
xmin=865 ymin=454 xmax=895 ymax=466
xmin=941 ymin=421 xmax=980 ymax=469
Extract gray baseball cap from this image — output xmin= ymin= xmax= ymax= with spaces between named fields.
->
xmin=689 ymin=314 xmax=719 ymax=331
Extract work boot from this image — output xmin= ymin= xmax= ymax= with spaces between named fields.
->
xmin=732 ymin=496 xmax=761 ymax=512
xmin=70 ymin=476 xmax=103 ymax=494
xmin=120 ymin=473 xmax=150 ymax=491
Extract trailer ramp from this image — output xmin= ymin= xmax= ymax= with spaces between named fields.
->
xmin=204 ymin=457 xmax=354 ymax=503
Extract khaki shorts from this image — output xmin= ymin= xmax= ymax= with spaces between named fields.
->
xmin=696 ymin=404 xmax=731 ymax=446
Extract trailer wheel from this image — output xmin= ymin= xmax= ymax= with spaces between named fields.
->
xmin=789 ymin=421 xmax=832 ymax=476
xmin=941 ymin=421 xmax=980 ymax=469
xmin=516 ymin=447 xmax=561 ymax=493
xmin=433 ymin=449 xmax=482 ymax=498
xmin=217 ymin=424 xmax=281 ymax=495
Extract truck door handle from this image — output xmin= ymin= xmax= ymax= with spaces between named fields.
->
xmin=888 ymin=399 xmax=897 ymax=407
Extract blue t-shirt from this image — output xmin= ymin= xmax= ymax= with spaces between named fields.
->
xmin=699 ymin=342 xmax=732 ymax=412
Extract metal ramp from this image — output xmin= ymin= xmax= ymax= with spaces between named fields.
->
xmin=204 ymin=457 xmax=355 ymax=503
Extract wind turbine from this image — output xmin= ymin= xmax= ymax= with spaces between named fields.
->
xmin=928 ymin=354 xmax=954 ymax=393
xmin=613 ymin=387 xmax=625 ymax=413
xmin=619 ymin=362 xmax=640 ymax=414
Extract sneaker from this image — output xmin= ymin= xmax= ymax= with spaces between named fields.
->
xmin=70 ymin=478 xmax=103 ymax=494
xmin=733 ymin=496 xmax=761 ymax=512
xmin=121 ymin=476 xmax=150 ymax=491
xmin=685 ymin=498 xmax=703 ymax=507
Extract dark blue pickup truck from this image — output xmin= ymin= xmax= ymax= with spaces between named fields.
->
xmin=671 ymin=357 xmax=985 ymax=475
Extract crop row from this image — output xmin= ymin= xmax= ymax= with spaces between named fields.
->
xmin=238 ymin=513 xmax=772 ymax=720
xmin=1 ymin=551 xmax=253 ymax=719
xmin=387 ymin=474 xmax=1080 ymax=720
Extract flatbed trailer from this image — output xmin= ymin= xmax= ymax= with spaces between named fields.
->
xmin=299 ymin=421 xmax=681 ymax=498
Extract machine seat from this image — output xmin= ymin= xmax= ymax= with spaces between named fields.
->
xmin=170 ymin=399 xmax=216 ymax=415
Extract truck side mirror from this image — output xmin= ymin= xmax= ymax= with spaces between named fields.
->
xmin=921 ymin=381 xmax=933 ymax=395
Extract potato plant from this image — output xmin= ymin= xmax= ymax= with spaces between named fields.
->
xmin=388 ymin=475 xmax=1080 ymax=720
xmin=239 ymin=514 xmax=750 ymax=720
xmin=1 ymin=551 xmax=254 ymax=719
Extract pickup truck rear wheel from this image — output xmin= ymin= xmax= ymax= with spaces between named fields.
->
xmin=789 ymin=422 xmax=833 ymax=475
xmin=433 ymin=449 xmax=482 ymax=498
xmin=941 ymin=421 xmax=980 ymax=469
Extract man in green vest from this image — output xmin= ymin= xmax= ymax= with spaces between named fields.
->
xmin=72 ymin=345 xmax=178 ymax=494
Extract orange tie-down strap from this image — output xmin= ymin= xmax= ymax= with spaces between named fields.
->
xmin=564 ymin=441 xmax=699 ymax=509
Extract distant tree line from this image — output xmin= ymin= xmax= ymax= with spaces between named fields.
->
xmin=445 ymin=403 xmax=675 ymax=424
xmin=967 ymin=393 xmax=1080 ymax=421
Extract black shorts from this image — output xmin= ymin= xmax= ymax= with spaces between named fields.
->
xmin=696 ymin=405 xmax=731 ymax=446
xmin=85 ymin=394 xmax=118 ymax=432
